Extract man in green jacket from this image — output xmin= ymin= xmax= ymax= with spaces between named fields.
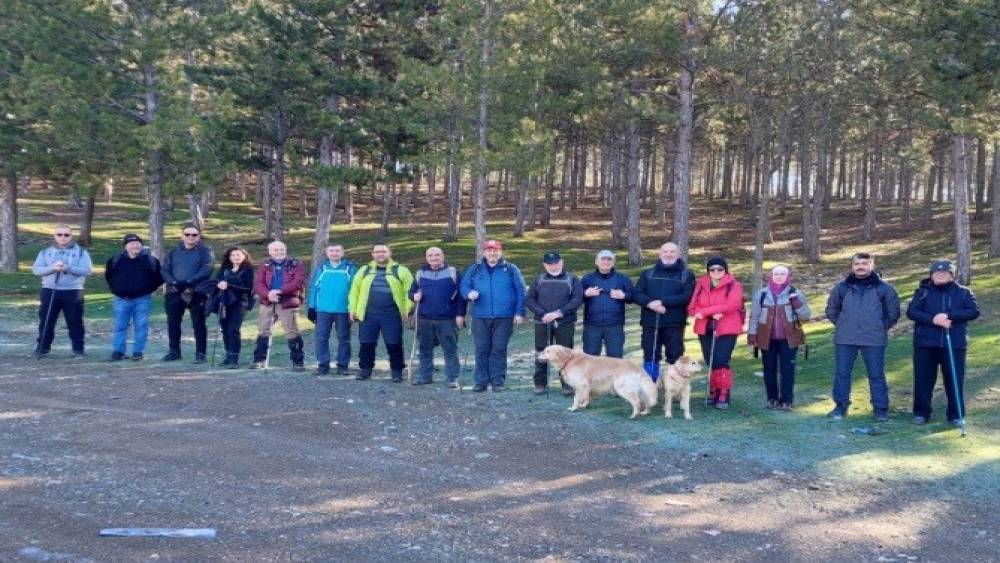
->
xmin=348 ymin=244 xmax=414 ymax=382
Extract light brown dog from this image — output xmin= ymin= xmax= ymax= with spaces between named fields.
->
xmin=538 ymin=345 xmax=658 ymax=418
xmin=660 ymin=355 xmax=702 ymax=420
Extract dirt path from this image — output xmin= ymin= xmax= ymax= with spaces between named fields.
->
xmin=2 ymin=354 xmax=996 ymax=563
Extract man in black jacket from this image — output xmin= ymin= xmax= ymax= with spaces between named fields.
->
xmin=105 ymin=234 xmax=163 ymax=361
xmin=526 ymin=251 xmax=583 ymax=395
xmin=631 ymin=242 xmax=695 ymax=382
xmin=906 ymin=260 xmax=980 ymax=426
xmin=161 ymin=223 xmax=215 ymax=363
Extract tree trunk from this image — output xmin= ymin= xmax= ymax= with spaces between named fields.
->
xmin=271 ymin=142 xmax=286 ymax=240
xmin=473 ymin=0 xmax=492 ymax=254
xmin=444 ymin=146 xmax=462 ymax=242
xmin=863 ymin=145 xmax=880 ymax=241
xmin=541 ymin=145 xmax=556 ymax=226
xmin=513 ymin=174 xmax=529 ymax=237
xmin=799 ymin=138 xmax=820 ymax=262
xmin=78 ymin=195 xmax=96 ymax=247
xmin=0 ymin=172 xmax=18 ymax=272
xmin=752 ymin=152 xmax=774 ymax=297
xmin=671 ymin=2 xmax=697 ymax=258
xmin=312 ymin=96 xmax=342 ymax=274
xmin=951 ymin=135 xmax=972 ymax=283
xmin=559 ymin=143 xmax=571 ymax=211
xmin=141 ymin=57 xmax=166 ymax=260
xmin=187 ymin=193 xmax=205 ymax=231
xmin=989 ymin=143 xmax=1000 ymax=257
xmin=104 ymin=177 xmax=114 ymax=203
xmin=262 ymin=169 xmax=274 ymax=240
xmin=974 ymin=137 xmax=986 ymax=220
xmin=379 ymin=182 xmax=393 ymax=239
xmin=426 ymin=165 xmax=437 ymax=218
xmin=610 ymin=132 xmax=624 ymax=248
xmin=626 ymin=119 xmax=642 ymax=266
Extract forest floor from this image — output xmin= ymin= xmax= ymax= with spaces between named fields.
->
xmin=1 ymin=189 xmax=998 ymax=561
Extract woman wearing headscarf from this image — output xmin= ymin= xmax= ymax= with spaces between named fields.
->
xmin=747 ymin=265 xmax=812 ymax=410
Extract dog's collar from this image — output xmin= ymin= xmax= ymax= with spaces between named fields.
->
xmin=667 ymin=370 xmax=690 ymax=384
xmin=560 ymin=354 xmax=582 ymax=373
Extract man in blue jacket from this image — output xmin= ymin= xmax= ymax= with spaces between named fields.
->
xmin=410 ymin=247 xmax=466 ymax=387
xmin=631 ymin=242 xmax=695 ymax=382
xmin=459 ymin=239 xmax=526 ymax=392
xmin=526 ymin=251 xmax=583 ymax=395
xmin=31 ymin=224 xmax=93 ymax=358
xmin=161 ymin=223 xmax=215 ymax=363
xmin=307 ymin=244 xmax=357 ymax=376
xmin=825 ymin=252 xmax=901 ymax=421
xmin=581 ymin=250 xmax=634 ymax=359
xmin=906 ymin=260 xmax=979 ymax=426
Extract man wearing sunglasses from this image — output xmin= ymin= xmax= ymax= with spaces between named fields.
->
xmin=31 ymin=224 xmax=93 ymax=358
xmin=161 ymin=223 xmax=215 ymax=363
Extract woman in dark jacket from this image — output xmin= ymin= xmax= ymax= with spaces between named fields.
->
xmin=212 ymin=247 xmax=255 ymax=368
xmin=906 ymin=260 xmax=979 ymax=425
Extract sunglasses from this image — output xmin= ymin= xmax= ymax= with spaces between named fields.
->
xmin=708 ymin=267 xmax=726 ymax=272
xmin=55 ymin=233 xmax=71 ymax=237
xmin=183 ymin=233 xmax=200 ymax=237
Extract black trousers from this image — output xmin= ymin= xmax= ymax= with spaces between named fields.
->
xmin=534 ymin=321 xmax=575 ymax=387
xmin=913 ymin=346 xmax=966 ymax=421
xmin=165 ymin=292 xmax=207 ymax=355
xmin=218 ymin=306 xmax=246 ymax=355
xmin=37 ymin=289 xmax=85 ymax=353
xmin=641 ymin=325 xmax=684 ymax=364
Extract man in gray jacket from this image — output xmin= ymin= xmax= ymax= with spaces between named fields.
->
xmin=825 ymin=252 xmax=901 ymax=421
xmin=31 ymin=224 xmax=93 ymax=357
xmin=161 ymin=223 xmax=215 ymax=363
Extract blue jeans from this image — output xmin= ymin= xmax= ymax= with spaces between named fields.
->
xmin=315 ymin=312 xmax=351 ymax=368
xmin=582 ymin=324 xmax=625 ymax=358
xmin=472 ymin=317 xmax=514 ymax=387
xmin=112 ymin=295 xmax=151 ymax=354
xmin=416 ymin=318 xmax=460 ymax=383
xmin=833 ymin=344 xmax=889 ymax=410
xmin=761 ymin=339 xmax=797 ymax=404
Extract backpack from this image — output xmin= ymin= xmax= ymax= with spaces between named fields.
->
xmin=416 ymin=265 xmax=459 ymax=299
xmin=361 ymin=263 xmax=402 ymax=283
xmin=694 ymin=279 xmax=745 ymax=324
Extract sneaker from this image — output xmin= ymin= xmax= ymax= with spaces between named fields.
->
xmin=948 ymin=419 xmax=963 ymax=428
xmin=412 ymin=379 xmax=431 ymax=386
xmin=356 ymin=369 xmax=372 ymax=381
xmin=766 ymin=399 xmax=780 ymax=409
xmin=291 ymin=364 xmax=305 ymax=372
xmin=874 ymin=409 xmax=889 ymax=423
xmin=533 ymin=385 xmax=547 ymax=395
xmin=249 ymin=361 xmax=266 ymax=369
xmin=72 ymin=351 xmax=86 ymax=359
xmin=446 ymin=381 xmax=460 ymax=389
xmin=911 ymin=415 xmax=927 ymax=425
xmin=192 ymin=353 xmax=207 ymax=364
xmin=827 ymin=407 xmax=846 ymax=420
xmin=336 ymin=367 xmax=351 ymax=376
xmin=491 ymin=384 xmax=505 ymax=392
xmin=391 ymin=371 xmax=404 ymax=383
xmin=314 ymin=364 xmax=330 ymax=376
xmin=779 ymin=403 xmax=793 ymax=411
xmin=161 ymin=351 xmax=182 ymax=362
xmin=33 ymin=349 xmax=50 ymax=359
xmin=130 ymin=353 xmax=144 ymax=361
xmin=225 ymin=361 xmax=240 ymax=370
xmin=715 ymin=400 xmax=730 ymax=410
xmin=472 ymin=384 xmax=487 ymax=392
xmin=109 ymin=351 xmax=126 ymax=361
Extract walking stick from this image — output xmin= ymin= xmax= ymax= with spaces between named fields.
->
xmin=210 ymin=299 xmax=225 ymax=367
xmin=407 ymin=301 xmax=420 ymax=385
xmin=263 ymin=305 xmax=276 ymax=370
xmin=652 ymin=307 xmax=660 ymax=380
xmin=37 ymin=272 xmax=61 ymax=356
xmin=944 ymin=328 xmax=966 ymax=437
xmin=706 ymin=319 xmax=718 ymax=406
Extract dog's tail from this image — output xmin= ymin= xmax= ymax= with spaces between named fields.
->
xmin=640 ymin=374 xmax=658 ymax=409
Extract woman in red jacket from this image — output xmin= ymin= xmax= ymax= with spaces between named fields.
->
xmin=687 ymin=256 xmax=745 ymax=409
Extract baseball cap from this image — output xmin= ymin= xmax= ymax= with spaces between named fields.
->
xmin=596 ymin=250 xmax=615 ymax=260
xmin=482 ymin=239 xmax=502 ymax=251
xmin=542 ymin=251 xmax=562 ymax=264
xmin=123 ymin=233 xmax=143 ymax=246
xmin=930 ymin=260 xmax=954 ymax=275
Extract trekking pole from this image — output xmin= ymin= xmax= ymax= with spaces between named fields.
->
xmin=652 ymin=307 xmax=661 ymax=380
xmin=37 ymin=272 xmax=61 ymax=357
xmin=263 ymin=306 xmax=276 ymax=370
xmin=706 ymin=319 xmax=718 ymax=406
xmin=210 ymin=300 xmax=224 ymax=367
xmin=407 ymin=301 xmax=420 ymax=385
xmin=944 ymin=328 xmax=966 ymax=437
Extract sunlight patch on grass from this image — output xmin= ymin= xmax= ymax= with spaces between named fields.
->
xmin=819 ymin=438 xmax=1000 ymax=484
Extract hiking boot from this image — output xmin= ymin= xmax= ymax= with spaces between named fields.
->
xmin=72 ymin=351 xmax=86 ymax=359
xmin=161 ymin=351 xmax=182 ymax=362
xmin=779 ymin=403 xmax=793 ymax=411
xmin=766 ymin=399 xmax=780 ymax=409
xmin=446 ymin=381 xmax=460 ymax=389
xmin=314 ymin=363 xmax=330 ymax=376
xmin=873 ymin=409 xmax=889 ymax=423
xmin=33 ymin=348 xmax=50 ymax=359
xmin=533 ymin=385 xmax=547 ymax=395
xmin=192 ymin=353 xmax=207 ymax=364
xmin=249 ymin=361 xmax=266 ymax=369
xmin=109 ymin=351 xmax=126 ymax=361
xmin=130 ymin=352 xmax=144 ymax=361
xmin=911 ymin=415 xmax=927 ymax=425
xmin=827 ymin=406 xmax=846 ymax=420
xmin=356 ymin=369 xmax=372 ymax=381
xmin=491 ymin=384 xmax=505 ymax=393
xmin=336 ymin=366 xmax=351 ymax=376
xmin=948 ymin=419 xmax=963 ymax=428
xmin=291 ymin=363 xmax=305 ymax=372
xmin=716 ymin=389 xmax=731 ymax=410
xmin=472 ymin=384 xmax=487 ymax=392
xmin=411 ymin=378 xmax=431 ymax=386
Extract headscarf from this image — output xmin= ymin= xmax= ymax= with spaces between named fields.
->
xmin=768 ymin=264 xmax=791 ymax=297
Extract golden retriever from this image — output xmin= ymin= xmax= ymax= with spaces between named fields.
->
xmin=537 ymin=345 xmax=658 ymax=418
xmin=660 ymin=355 xmax=702 ymax=420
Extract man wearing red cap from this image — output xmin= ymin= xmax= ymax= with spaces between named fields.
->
xmin=459 ymin=239 xmax=526 ymax=392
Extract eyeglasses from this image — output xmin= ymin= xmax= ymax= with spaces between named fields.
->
xmin=55 ymin=233 xmax=71 ymax=237
xmin=708 ymin=267 xmax=726 ymax=272
xmin=183 ymin=233 xmax=200 ymax=237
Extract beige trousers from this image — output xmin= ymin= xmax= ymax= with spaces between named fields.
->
xmin=257 ymin=303 xmax=300 ymax=339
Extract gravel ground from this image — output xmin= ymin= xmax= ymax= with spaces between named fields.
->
xmin=2 ymin=351 xmax=996 ymax=562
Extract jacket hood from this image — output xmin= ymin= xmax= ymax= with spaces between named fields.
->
xmin=846 ymin=271 xmax=881 ymax=286
xmin=655 ymin=259 xmax=686 ymax=273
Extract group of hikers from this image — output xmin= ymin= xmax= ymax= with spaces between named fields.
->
xmin=33 ymin=223 xmax=980 ymax=426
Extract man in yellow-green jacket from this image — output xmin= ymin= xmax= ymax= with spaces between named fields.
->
xmin=349 ymin=243 xmax=414 ymax=382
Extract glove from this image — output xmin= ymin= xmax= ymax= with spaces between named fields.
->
xmin=307 ymin=308 xmax=317 ymax=323
xmin=747 ymin=334 xmax=758 ymax=347
xmin=789 ymin=295 xmax=803 ymax=309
